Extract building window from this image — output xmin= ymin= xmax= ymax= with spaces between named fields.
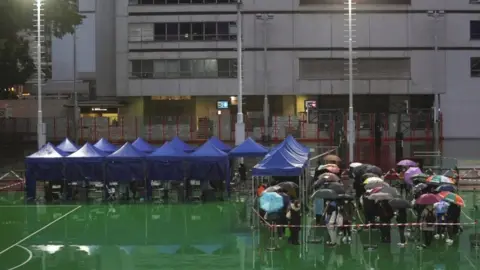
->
xmin=471 ymin=57 xmax=480 ymax=77
xmin=130 ymin=59 xmax=237 ymax=78
xmin=470 ymin=21 xmax=480 ymax=40
xmin=131 ymin=60 xmax=154 ymax=78
xmin=299 ymin=58 xmax=411 ymax=80
xmin=129 ymin=0 xmax=236 ymax=4
xmin=299 ymin=0 xmax=410 ymax=4
xmin=131 ymin=22 xmax=236 ymax=42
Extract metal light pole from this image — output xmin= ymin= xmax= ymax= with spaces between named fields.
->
xmin=234 ymin=1 xmax=245 ymax=146
xmin=255 ymin=13 xmax=274 ymax=140
xmin=347 ymin=0 xmax=355 ymax=163
xmin=427 ymin=10 xmax=445 ymax=169
xmin=36 ymin=0 xmax=46 ymax=149
xmin=73 ymin=0 xmax=79 ymax=144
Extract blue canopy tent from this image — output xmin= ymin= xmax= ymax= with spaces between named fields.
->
xmin=147 ymin=142 xmax=189 ymax=181
xmin=285 ymin=135 xmax=310 ymax=153
xmin=252 ymin=144 xmax=308 ymax=177
xmin=65 ymin=143 xmax=107 ymax=183
xmin=132 ymin=137 xmax=155 ymax=153
xmin=25 ymin=143 xmax=67 ymax=200
xmin=229 ymin=137 xmax=268 ymax=157
xmin=94 ymin=138 xmax=118 ymax=153
xmin=188 ymin=141 xmax=230 ymax=193
xmin=207 ymin=136 xmax=232 ymax=152
xmin=57 ymin=138 xmax=79 ymax=153
xmin=170 ymin=136 xmax=195 ymax=153
xmin=106 ymin=142 xmax=146 ymax=183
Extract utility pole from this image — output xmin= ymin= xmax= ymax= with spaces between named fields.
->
xmin=346 ymin=0 xmax=355 ymax=163
xmin=234 ymin=1 xmax=245 ymax=146
xmin=73 ymin=0 xmax=80 ymax=144
xmin=255 ymin=13 xmax=274 ymax=141
xmin=35 ymin=0 xmax=46 ymax=149
xmin=427 ymin=10 xmax=445 ymax=170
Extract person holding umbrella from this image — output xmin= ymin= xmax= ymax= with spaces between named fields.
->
xmin=434 ymin=200 xmax=450 ymax=239
xmin=340 ymin=199 xmax=355 ymax=243
xmin=287 ymin=199 xmax=302 ymax=245
xmin=415 ymin=193 xmax=442 ymax=249
xmin=389 ymin=198 xmax=412 ymax=247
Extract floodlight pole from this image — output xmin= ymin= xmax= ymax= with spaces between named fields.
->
xmin=256 ymin=13 xmax=274 ymax=140
xmin=36 ymin=0 xmax=46 ymax=149
xmin=73 ymin=0 xmax=79 ymax=144
xmin=428 ymin=10 xmax=445 ymax=170
xmin=347 ymin=0 xmax=355 ymax=163
xmin=234 ymin=1 xmax=245 ymax=146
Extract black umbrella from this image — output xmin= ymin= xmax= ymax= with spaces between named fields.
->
xmin=263 ymin=185 xmax=281 ymax=193
xmin=325 ymin=182 xmax=345 ymax=194
xmin=389 ymin=198 xmax=412 ymax=209
xmin=413 ymin=183 xmax=428 ymax=194
xmin=277 ymin=181 xmax=298 ymax=197
xmin=313 ymin=173 xmax=341 ymax=189
xmin=338 ymin=194 xmax=354 ymax=200
xmin=311 ymin=189 xmax=339 ymax=200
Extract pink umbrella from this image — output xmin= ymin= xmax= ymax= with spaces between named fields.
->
xmin=415 ymin=193 xmax=441 ymax=205
xmin=404 ymin=167 xmax=421 ymax=186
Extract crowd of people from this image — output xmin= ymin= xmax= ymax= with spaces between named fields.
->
xmin=255 ymin=157 xmax=465 ymax=250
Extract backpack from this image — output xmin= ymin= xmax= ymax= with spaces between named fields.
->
xmin=425 ymin=209 xmax=436 ymax=223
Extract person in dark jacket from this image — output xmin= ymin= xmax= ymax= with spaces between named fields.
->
xmin=340 ymin=200 xmax=355 ymax=243
xmin=287 ymin=200 xmax=302 ymax=245
xmin=446 ymin=203 xmax=461 ymax=244
xmin=277 ymin=188 xmax=290 ymax=238
xmin=396 ymin=208 xmax=408 ymax=247
xmin=378 ymin=200 xmax=394 ymax=243
xmin=238 ymin=163 xmax=247 ymax=184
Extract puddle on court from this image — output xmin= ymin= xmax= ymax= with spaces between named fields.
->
xmin=0 ymin=203 xmax=479 ymax=270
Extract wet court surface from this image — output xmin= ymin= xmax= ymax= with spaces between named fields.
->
xmin=0 ymin=195 xmax=479 ymax=270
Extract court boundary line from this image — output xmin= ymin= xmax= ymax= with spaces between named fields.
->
xmin=7 ymin=245 xmax=32 ymax=270
xmin=0 ymin=205 xmax=78 ymax=208
xmin=0 ymin=205 xmax=82 ymax=256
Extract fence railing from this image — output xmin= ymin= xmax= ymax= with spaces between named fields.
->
xmin=0 ymin=112 xmax=436 ymax=144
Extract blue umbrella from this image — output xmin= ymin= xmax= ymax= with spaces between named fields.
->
xmin=259 ymin=192 xmax=284 ymax=213
xmin=435 ymin=184 xmax=457 ymax=193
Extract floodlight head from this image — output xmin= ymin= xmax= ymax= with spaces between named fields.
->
xmin=267 ymin=14 xmax=274 ymax=20
xmin=255 ymin=13 xmax=262 ymax=19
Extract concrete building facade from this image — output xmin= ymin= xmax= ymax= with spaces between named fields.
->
xmin=45 ymin=0 xmax=480 ymax=158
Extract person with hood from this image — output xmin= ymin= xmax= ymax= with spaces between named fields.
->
xmin=396 ymin=208 xmax=408 ymax=247
xmin=419 ymin=205 xmax=436 ymax=249
xmin=287 ymin=200 xmax=302 ymax=245
xmin=340 ymin=199 xmax=355 ymax=243
xmin=378 ymin=200 xmax=394 ymax=243
xmin=446 ymin=202 xmax=461 ymax=245
xmin=325 ymin=200 xmax=343 ymax=246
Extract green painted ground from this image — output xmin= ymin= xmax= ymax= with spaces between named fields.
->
xmin=0 ymin=192 xmax=479 ymax=270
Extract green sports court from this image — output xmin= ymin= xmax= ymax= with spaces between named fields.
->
xmin=0 ymin=189 xmax=479 ymax=270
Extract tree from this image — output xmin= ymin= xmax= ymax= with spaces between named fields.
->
xmin=0 ymin=0 xmax=83 ymax=97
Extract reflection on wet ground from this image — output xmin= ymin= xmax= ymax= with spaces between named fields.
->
xmin=0 ymin=202 xmax=479 ymax=270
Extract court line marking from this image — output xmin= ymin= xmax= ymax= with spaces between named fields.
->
xmin=0 ymin=205 xmax=82 ymax=256
xmin=7 ymin=245 xmax=33 ymax=270
xmin=0 ymin=205 xmax=77 ymax=208
xmin=464 ymin=254 xmax=477 ymax=270
xmin=462 ymin=210 xmax=474 ymax=221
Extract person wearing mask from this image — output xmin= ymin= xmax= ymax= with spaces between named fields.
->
xmin=397 ymin=208 xmax=408 ymax=247
xmin=287 ymin=200 xmax=302 ymax=245
xmin=419 ymin=205 xmax=436 ymax=249
xmin=446 ymin=203 xmax=461 ymax=245
xmin=341 ymin=200 xmax=355 ymax=243
xmin=325 ymin=200 xmax=343 ymax=246
xmin=378 ymin=201 xmax=394 ymax=243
